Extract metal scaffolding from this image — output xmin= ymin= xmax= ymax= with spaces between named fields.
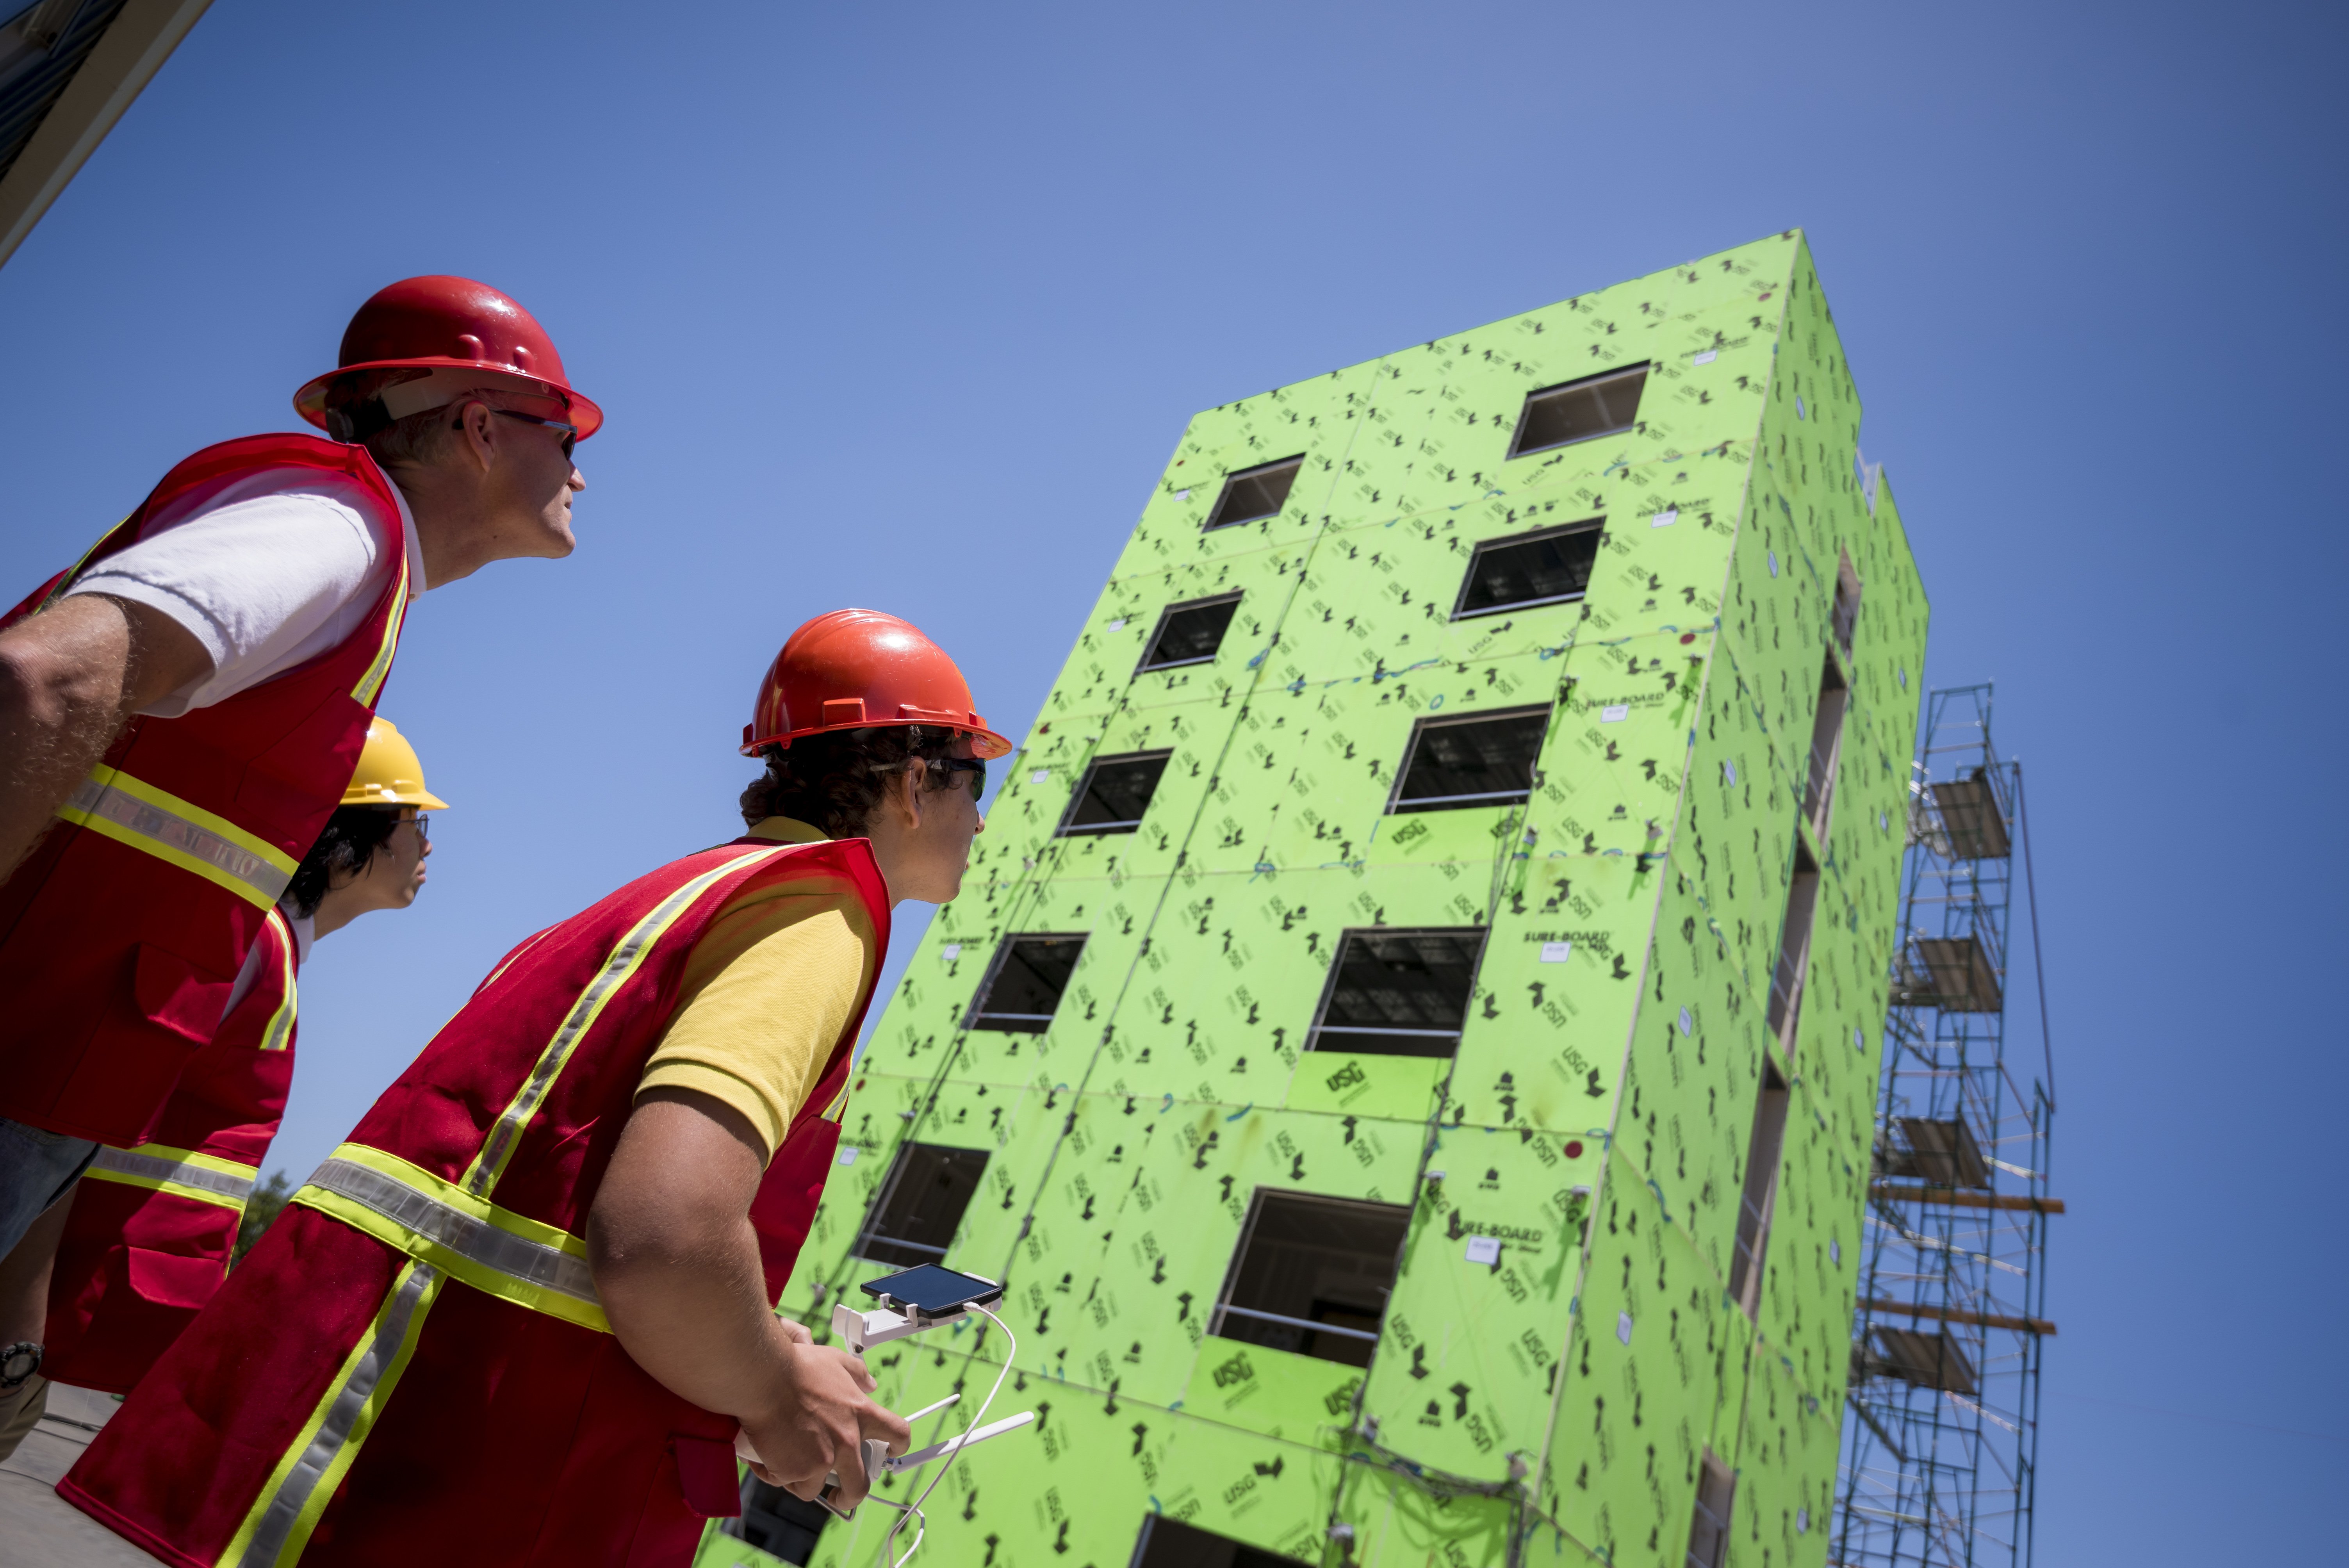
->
xmin=1832 ymin=684 xmax=2058 ymax=1568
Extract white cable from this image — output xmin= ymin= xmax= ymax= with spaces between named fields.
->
xmin=879 ymin=1304 xmax=1016 ymax=1568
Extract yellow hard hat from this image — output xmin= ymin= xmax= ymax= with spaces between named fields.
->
xmin=341 ymin=718 xmax=449 ymax=810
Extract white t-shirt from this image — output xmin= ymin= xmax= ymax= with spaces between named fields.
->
xmin=62 ymin=465 xmax=425 ymax=718
xmin=219 ymin=904 xmax=315 ymax=1019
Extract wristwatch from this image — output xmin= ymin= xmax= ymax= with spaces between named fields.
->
xmin=0 ymin=1340 xmax=41 ymax=1390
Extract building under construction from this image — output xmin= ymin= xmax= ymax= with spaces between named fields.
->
xmin=704 ymin=230 xmax=1951 ymax=1568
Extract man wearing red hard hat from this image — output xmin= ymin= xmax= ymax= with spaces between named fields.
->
xmin=0 ymin=277 xmax=599 ymax=1261
xmin=63 ymin=611 xmax=1007 ymax=1566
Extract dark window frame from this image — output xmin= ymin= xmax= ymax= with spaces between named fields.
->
xmin=1506 ymin=363 xmax=1650 ymax=459
xmin=1131 ymin=1514 xmax=1314 ymax=1568
xmin=1726 ymin=1052 xmax=1790 ymax=1320
xmin=1801 ymin=652 xmax=1850 ymax=839
xmin=1137 ymin=592 xmax=1244 ymax=673
xmin=1055 ymin=750 xmax=1174 ymax=837
xmin=1766 ymin=831 xmax=1822 ymax=1052
xmin=1305 ymin=925 xmax=1488 ymax=1060
xmin=850 ymin=1140 xmax=991 ymax=1269
xmin=964 ymin=932 xmax=1089 ymax=1033
xmin=1385 ymin=705 xmax=1553 ymax=815
xmin=1831 ymin=549 xmax=1863 ymax=657
xmin=1451 ymin=517 xmax=1606 ymax=620
xmin=1203 ymin=454 xmax=1307 ymax=531
xmin=1207 ymin=1187 xmax=1410 ymax=1370
xmin=1686 ymin=1449 xmax=1738 ymax=1568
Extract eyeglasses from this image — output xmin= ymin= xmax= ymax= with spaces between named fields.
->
xmin=387 ymin=805 xmax=430 ymax=844
xmin=873 ymin=756 xmax=986 ymax=800
xmin=484 ymin=406 xmax=579 ymax=460
xmin=932 ymin=757 xmax=986 ymax=800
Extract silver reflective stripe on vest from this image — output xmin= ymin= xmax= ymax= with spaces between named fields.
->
xmin=467 ymin=848 xmax=779 ymax=1197
xmin=63 ymin=775 xmax=292 ymax=904
xmin=89 ymin=1147 xmax=255 ymax=1203
xmin=305 ymin=1157 xmax=601 ymax=1310
xmin=235 ymin=1262 xmax=437 ymax=1568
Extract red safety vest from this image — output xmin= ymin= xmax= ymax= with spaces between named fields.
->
xmin=42 ymin=907 xmax=299 ymax=1395
xmin=62 ymin=834 xmax=890 ymax=1568
xmin=0 ymin=435 xmax=408 ymax=1147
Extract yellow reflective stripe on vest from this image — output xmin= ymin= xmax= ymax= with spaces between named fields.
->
xmin=224 ymin=1256 xmax=442 ymax=1568
xmin=258 ymin=907 xmax=298 ymax=1051
xmin=57 ymin=764 xmax=297 ymax=910
xmin=348 ymin=543 xmax=408 ymax=705
xmin=460 ymin=846 xmax=787 ymax=1199
xmin=85 ymin=1143 xmax=257 ymax=1212
xmin=294 ymin=1142 xmax=608 ymax=1333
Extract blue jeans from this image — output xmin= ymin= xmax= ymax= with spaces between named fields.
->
xmin=0 ymin=1116 xmax=97 ymax=1260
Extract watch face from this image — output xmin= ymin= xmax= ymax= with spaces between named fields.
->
xmin=0 ymin=1342 xmax=39 ymax=1386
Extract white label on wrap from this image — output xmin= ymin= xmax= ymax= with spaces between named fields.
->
xmin=1465 ymin=1237 xmax=1501 ymax=1265
xmin=1601 ymin=704 xmax=1629 ymax=722
xmin=1693 ymin=349 xmax=1718 ymax=364
xmin=1651 ymin=509 xmax=1677 ymax=527
xmin=1540 ymin=941 xmax=1573 ymax=963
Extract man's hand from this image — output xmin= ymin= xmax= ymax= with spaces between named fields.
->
xmin=0 ymin=593 xmax=210 ymax=878
xmin=738 ymin=1318 xmax=910 ymax=1504
xmin=588 ymin=1089 xmax=908 ymax=1510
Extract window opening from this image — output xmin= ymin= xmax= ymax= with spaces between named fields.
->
xmin=1131 ymin=1515 xmax=1312 ymax=1568
xmin=1204 ymin=454 xmax=1305 ymax=531
xmin=1831 ymin=549 xmax=1862 ymax=656
xmin=966 ymin=933 xmax=1087 ymax=1032
xmin=1508 ymin=364 xmax=1649 ymax=458
xmin=1307 ymin=927 xmax=1486 ymax=1059
xmin=1210 ymin=1189 xmax=1409 ymax=1369
xmin=1453 ymin=519 xmax=1604 ymax=619
xmin=1802 ymin=653 xmax=1849 ymax=837
xmin=1726 ymin=1055 xmax=1789 ymax=1319
xmin=1869 ymin=1325 xmax=1979 ymax=1395
xmin=1686 ymin=1449 xmax=1737 ymax=1568
xmin=851 ymin=1142 xmax=989 ymax=1268
xmin=721 ymin=1478 xmax=832 ymax=1564
xmin=1139 ymin=593 xmax=1243 ymax=671
xmin=1389 ymin=706 xmax=1550 ymax=813
xmin=1765 ymin=833 xmax=1821 ymax=1052
xmin=1057 ymin=751 xmax=1172 ymax=836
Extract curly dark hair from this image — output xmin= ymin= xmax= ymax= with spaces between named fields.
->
xmin=738 ymin=725 xmax=964 ymax=840
xmin=287 ymin=805 xmax=404 ymax=918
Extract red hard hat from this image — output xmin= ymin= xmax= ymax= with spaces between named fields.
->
xmin=293 ymin=276 xmax=604 ymax=438
xmin=743 ymin=609 xmax=1012 ymax=759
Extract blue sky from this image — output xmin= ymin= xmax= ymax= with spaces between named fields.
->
xmin=1 ymin=2 xmax=2340 ymax=1559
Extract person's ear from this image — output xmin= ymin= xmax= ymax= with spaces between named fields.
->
xmin=456 ymin=401 xmax=498 ymax=473
xmin=896 ymin=759 xmax=927 ymax=828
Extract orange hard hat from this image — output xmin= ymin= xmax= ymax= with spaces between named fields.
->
xmin=742 ymin=609 xmax=1012 ymax=759
xmin=294 ymin=276 xmax=604 ymax=440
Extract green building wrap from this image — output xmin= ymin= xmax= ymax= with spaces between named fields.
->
xmin=701 ymin=229 xmax=1929 ymax=1568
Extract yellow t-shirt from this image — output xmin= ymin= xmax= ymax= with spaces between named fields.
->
xmin=635 ymin=817 xmax=880 ymax=1162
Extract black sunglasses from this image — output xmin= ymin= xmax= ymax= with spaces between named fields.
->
xmin=485 ymin=406 xmax=579 ymax=460
xmin=931 ymin=757 xmax=986 ymax=800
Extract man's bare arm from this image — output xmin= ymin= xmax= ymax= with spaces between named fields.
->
xmin=588 ymin=1087 xmax=909 ymax=1504
xmin=0 ymin=594 xmax=211 ymax=878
